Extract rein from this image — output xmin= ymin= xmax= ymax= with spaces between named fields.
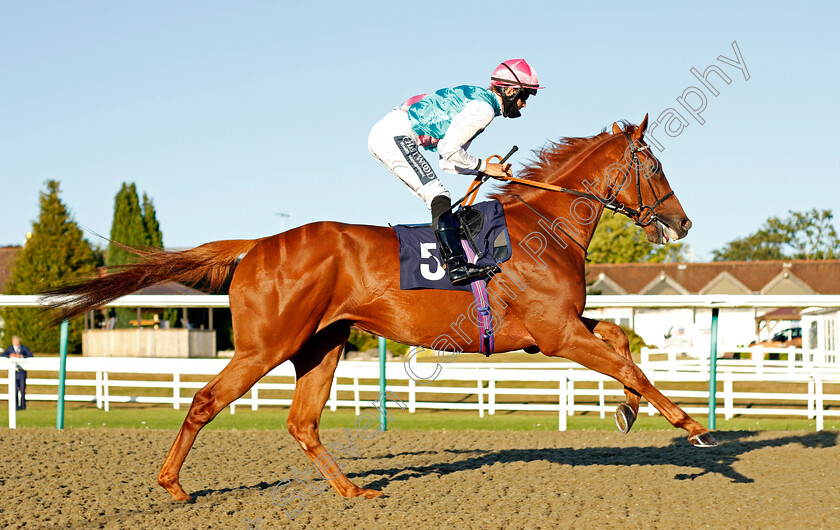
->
xmin=458 ymin=133 xmax=675 ymax=229
xmin=510 ymin=193 xmax=591 ymax=259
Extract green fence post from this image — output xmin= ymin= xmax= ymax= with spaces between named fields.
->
xmin=708 ymin=308 xmax=719 ymax=430
xmin=57 ymin=319 xmax=69 ymax=430
xmin=379 ymin=337 xmax=387 ymax=431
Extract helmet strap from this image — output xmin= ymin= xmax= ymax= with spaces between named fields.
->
xmin=493 ymin=62 xmax=531 ymax=118
xmin=498 ymin=86 xmax=523 ymax=118
xmin=493 ymin=85 xmax=522 ymax=118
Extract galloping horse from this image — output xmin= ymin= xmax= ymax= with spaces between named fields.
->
xmin=46 ymin=115 xmax=717 ymax=502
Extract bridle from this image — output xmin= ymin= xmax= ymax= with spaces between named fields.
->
xmin=457 ymin=131 xmax=675 ymax=230
xmin=615 ymin=131 xmax=674 ymax=227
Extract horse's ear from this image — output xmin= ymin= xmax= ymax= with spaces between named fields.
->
xmin=632 ymin=113 xmax=649 ymax=140
xmin=611 ymin=122 xmax=622 ymax=134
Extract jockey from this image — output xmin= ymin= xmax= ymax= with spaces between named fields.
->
xmin=369 ymin=59 xmax=545 ymax=286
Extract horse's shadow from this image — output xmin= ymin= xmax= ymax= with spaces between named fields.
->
xmin=349 ymin=430 xmax=838 ymax=490
xmin=185 ymin=430 xmax=837 ymax=501
xmin=190 ymin=480 xmax=278 ymax=500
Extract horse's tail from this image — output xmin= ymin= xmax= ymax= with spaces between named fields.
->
xmin=42 ymin=239 xmax=260 ymax=324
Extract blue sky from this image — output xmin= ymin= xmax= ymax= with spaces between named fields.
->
xmin=2 ymin=1 xmax=838 ymax=261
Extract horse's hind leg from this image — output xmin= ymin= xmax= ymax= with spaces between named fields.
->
xmin=158 ymin=354 xmax=278 ymax=501
xmin=582 ymin=317 xmax=641 ymax=433
xmin=286 ymin=323 xmax=384 ymax=499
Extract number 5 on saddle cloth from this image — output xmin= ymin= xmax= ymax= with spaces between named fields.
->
xmin=392 ymin=199 xmax=512 ymax=355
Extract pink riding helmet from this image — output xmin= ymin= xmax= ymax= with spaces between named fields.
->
xmin=490 ymin=59 xmax=546 ymax=91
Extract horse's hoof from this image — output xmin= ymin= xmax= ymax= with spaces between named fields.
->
xmin=163 ymin=488 xmax=193 ymax=502
xmin=358 ymin=488 xmax=384 ymax=499
xmin=172 ymin=492 xmax=196 ymax=503
xmin=688 ymin=432 xmax=719 ymax=447
xmin=614 ymin=403 xmax=636 ymax=434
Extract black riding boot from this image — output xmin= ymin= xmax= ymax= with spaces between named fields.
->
xmin=435 ymin=210 xmax=497 ymax=286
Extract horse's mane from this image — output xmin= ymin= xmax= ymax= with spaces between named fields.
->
xmin=489 ymin=121 xmax=638 ymax=203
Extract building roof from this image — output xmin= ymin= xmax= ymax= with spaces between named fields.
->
xmin=757 ymin=307 xmax=800 ymax=321
xmin=585 ymin=260 xmax=840 ymax=295
xmin=0 ymin=246 xmax=21 ymax=292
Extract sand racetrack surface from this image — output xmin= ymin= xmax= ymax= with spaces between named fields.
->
xmin=0 ymin=428 xmax=837 ymax=529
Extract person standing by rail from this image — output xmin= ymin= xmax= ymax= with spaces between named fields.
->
xmin=2 ymin=335 xmax=33 ymax=410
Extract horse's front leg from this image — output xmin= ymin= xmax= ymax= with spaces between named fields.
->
xmin=536 ymin=318 xmax=717 ymax=446
xmin=581 ymin=317 xmax=641 ymax=433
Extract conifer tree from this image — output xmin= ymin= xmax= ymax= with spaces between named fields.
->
xmin=1 ymin=181 xmax=96 ymax=353
xmin=142 ymin=193 xmax=163 ymax=248
xmin=141 ymin=191 xmax=174 ymax=323
xmin=107 ymin=183 xmax=149 ymax=267
xmin=106 ymin=183 xmax=165 ymax=327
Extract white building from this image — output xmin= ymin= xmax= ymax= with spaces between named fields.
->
xmin=583 ymin=260 xmax=840 ymax=353
xmin=801 ymin=308 xmax=839 ymax=352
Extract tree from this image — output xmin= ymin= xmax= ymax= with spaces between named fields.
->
xmin=142 ymin=193 xmax=163 ymax=248
xmin=1 ymin=181 xmax=97 ymax=353
xmin=107 ymin=183 xmax=151 ymax=267
xmin=106 ymin=183 xmax=166 ymax=327
xmin=781 ymin=209 xmax=840 ymax=259
xmin=587 ymin=213 xmax=686 ymax=264
xmin=710 ymin=230 xmax=786 ymax=261
xmin=713 ymin=209 xmax=839 ymax=261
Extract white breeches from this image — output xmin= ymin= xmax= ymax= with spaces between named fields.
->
xmin=368 ymin=109 xmax=450 ymax=209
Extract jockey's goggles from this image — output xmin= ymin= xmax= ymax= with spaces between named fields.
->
xmin=518 ymin=88 xmax=538 ymax=102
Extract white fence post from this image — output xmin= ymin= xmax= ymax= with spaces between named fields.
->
xmin=488 ymin=373 xmax=496 ymax=416
xmin=329 ymin=376 xmax=337 ymax=412
xmin=251 ymin=383 xmax=259 ymax=411
xmin=754 ymin=346 xmax=765 ymax=375
xmin=7 ymin=363 xmax=16 ymax=429
xmin=103 ymin=372 xmax=109 ymax=412
xmin=724 ymin=378 xmax=734 ymax=420
xmin=640 ymin=347 xmax=650 ymax=369
xmin=814 ymin=375 xmax=824 ymax=431
xmin=477 ymin=379 xmax=484 ymax=418
xmin=173 ymin=373 xmax=180 ymax=410
xmin=567 ymin=379 xmax=575 ymax=417
xmin=787 ymin=346 xmax=797 ymax=373
xmin=408 ymin=378 xmax=416 ymax=413
xmin=598 ymin=380 xmax=605 ymax=419
xmin=95 ymin=371 xmax=103 ymax=409
xmin=558 ymin=372 xmax=568 ymax=431
xmin=353 ymin=377 xmax=361 ymax=416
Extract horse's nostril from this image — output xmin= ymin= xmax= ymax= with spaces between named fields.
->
xmin=681 ymin=219 xmax=692 ymax=230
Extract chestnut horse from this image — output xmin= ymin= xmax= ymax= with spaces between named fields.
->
xmin=46 ymin=115 xmax=717 ymax=502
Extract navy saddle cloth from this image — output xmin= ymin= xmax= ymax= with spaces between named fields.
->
xmin=393 ymin=199 xmax=512 ymax=292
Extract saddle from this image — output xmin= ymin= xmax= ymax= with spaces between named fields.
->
xmin=393 ymin=199 xmax=511 ymax=292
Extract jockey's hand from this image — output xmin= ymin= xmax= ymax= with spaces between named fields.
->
xmin=484 ymin=162 xmax=512 ymax=180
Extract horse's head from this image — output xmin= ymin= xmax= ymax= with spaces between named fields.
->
xmin=608 ymin=115 xmax=692 ymax=245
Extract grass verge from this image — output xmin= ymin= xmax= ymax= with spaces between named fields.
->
xmin=2 ymin=402 xmax=835 ymax=432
